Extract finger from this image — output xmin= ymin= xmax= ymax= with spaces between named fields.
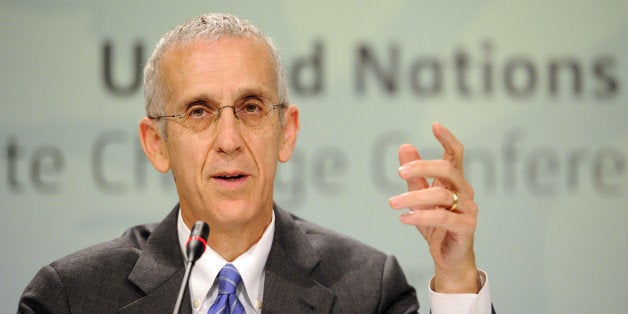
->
xmin=392 ymin=192 xmax=478 ymax=216
xmin=398 ymin=143 xmax=429 ymax=190
xmin=398 ymin=159 xmax=472 ymax=196
xmin=399 ymin=207 xmax=477 ymax=235
xmin=389 ymin=186 xmax=456 ymax=210
xmin=432 ymin=122 xmax=465 ymax=171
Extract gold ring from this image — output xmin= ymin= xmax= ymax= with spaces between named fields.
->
xmin=450 ymin=191 xmax=458 ymax=211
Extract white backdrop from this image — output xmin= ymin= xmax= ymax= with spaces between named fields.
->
xmin=1 ymin=1 xmax=626 ymax=313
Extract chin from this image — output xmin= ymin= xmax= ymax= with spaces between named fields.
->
xmin=210 ymin=200 xmax=266 ymax=223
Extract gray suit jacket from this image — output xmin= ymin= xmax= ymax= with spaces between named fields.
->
xmin=19 ymin=204 xmax=419 ymax=313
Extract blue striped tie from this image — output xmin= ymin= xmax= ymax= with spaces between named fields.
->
xmin=208 ymin=264 xmax=245 ymax=314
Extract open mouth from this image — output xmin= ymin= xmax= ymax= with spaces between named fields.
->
xmin=212 ymin=170 xmax=249 ymax=183
xmin=216 ymin=174 xmax=246 ymax=181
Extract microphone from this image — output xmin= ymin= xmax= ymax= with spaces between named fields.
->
xmin=186 ymin=221 xmax=210 ymax=263
xmin=173 ymin=221 xmax=210 ymax=314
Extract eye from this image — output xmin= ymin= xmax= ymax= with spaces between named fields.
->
xmin=238 ymin=100 xmax=265 ymax=115
xmin=187 ymin=105 xmax=212 ymax=119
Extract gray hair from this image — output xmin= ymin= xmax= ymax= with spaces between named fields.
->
xmin=143 ymin=13 xmax=289 ymax=136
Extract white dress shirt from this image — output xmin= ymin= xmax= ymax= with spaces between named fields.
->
xmin=178 ymin=212 xmax=275 ymax=313
xmin=429 ymin=270 xmax=492 ymax=314
xmin=177 ymin=211 xmax=492 ymax=313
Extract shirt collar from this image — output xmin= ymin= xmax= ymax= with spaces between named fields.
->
xmin=177 ymin=208 xmax=275 ymax=309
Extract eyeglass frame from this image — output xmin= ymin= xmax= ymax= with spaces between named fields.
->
xmin=148 ymin=102 xmax=287 ymax=132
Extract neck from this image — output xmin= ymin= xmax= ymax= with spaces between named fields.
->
xmin=182 ymin=207 xmax=273 ymax=262
xmin=208 ymin=218 xmax=271 ymax=261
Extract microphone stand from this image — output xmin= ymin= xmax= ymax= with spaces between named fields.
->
xmin=173 ymin=221 xmax=209 ymax=314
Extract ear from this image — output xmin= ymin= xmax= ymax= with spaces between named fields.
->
xmin=278 ymin=105 xmax=300 ymax=163
xmin=138 ymin=117 xmax=171 ymax=173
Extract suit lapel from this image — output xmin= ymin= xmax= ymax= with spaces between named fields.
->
xmin=117 ymin=204 xmax=336 ymax=312
xmin=120 ymin=205 xmax=192 ymax=313
xmin=262 ymin=206 xmax=335 ymax=313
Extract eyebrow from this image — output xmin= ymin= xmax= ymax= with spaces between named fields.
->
xmin=179 ymin=86 xmax=275 ymax=109
xmin=173 ymin=94 xmax=218 ymax=113
xmin=234 ymin=86 xmax=274 ymax=102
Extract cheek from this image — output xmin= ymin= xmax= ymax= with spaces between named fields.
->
xmin=167 ymin=138 xmax=209 ymax=175
xmin=249 ymin=132 xmax=282 ymax=173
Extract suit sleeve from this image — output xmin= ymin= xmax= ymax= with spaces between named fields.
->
xmin=377 ymin=255 xmax=420 ymax=314
xmin=18 ymin=265 xmax=70 ymax=314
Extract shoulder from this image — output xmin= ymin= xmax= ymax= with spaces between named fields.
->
xmin=272 ymin=207 xmax=419 ymax=312
xmin=275 ymin=207 xmax=390 ymax=273
xmin=19 ymin=222 xmax=160 ymax=312
xmin=293 ymin=214 xmax=388 ymax=262
xmin=51 ymin=222 xmax=158 ymax=274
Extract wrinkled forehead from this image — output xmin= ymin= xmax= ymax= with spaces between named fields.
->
xmin=162 ymin=35 xmax=278 ymax=76
xmin=158 ymin=36 xmax=279 ymax=103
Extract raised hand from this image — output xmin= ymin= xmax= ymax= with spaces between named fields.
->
xmin=389 ymin=122 xmax=479 ymax=293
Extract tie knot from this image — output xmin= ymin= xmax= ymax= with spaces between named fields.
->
xmin=216 ymin=264 xmax=242 ymax=295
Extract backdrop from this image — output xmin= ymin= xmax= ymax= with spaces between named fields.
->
xmin=1 ymin=1 xmax=626 ymax=313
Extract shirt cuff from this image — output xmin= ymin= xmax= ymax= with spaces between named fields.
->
xmin=428 ymin=269 xmax=492 ymax=314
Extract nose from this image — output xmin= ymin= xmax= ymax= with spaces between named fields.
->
xmin=213 ymin=106 xmax=243 ymax=155
xmin=215 ymin=106 xmax=239 ymax=124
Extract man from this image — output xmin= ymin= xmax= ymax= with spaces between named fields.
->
xmin=19 ymin=13 xmax=492 ymax=313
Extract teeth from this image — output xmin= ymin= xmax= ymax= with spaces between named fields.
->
xmin=219 ymin=174 xmax=243 ymax=180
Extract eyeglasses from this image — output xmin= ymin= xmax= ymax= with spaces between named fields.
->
xmin=149 ymin=98 xmax=286 ymax=132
